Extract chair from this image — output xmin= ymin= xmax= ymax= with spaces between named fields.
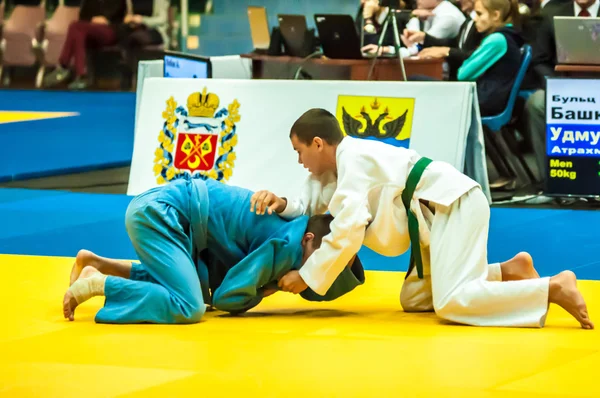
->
xmin=38 ymin=0 xmax=82 ymax=70
xmin=89 ymin=3 xmax=176 ymax=89
xmin=481 ymin=44 xmax=537 ymax=189
xmin=0 ymin=0 xmax=46 ymax=85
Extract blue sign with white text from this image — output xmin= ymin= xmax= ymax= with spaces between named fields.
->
xmin=546 ymin=124 xmax=600 ymax=157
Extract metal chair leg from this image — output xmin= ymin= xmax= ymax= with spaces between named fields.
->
xmin=2 ymin=67 xmax=10 ymax=87
xmin=484 ymin=127 xmax=517 ymax=179
xmin=35 ymin=65 xmax=45 ymax=88
xmin=0 ymin=38 xmax=4 ymax=86
xmin=32 ymin=37 xmax=47 ymax=88
xmin=501 ymin=128 xmax=538 ymax=184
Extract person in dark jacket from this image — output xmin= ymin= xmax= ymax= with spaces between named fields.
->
xmin=118 ymin=0 xmax=169 ymax=89
xmin=411 ymin=0 xmax=524 ymax=116
xmin=455 ymin=0 xmax=524 ymax=116
xmin=531 ymin=0 xmax=599 ymax=86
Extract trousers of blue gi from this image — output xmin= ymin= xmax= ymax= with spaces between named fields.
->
xmin=95 ymin=179 xmax=209 ymax=324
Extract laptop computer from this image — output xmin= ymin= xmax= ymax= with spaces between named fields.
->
xmin=277 ymin=14 xmax=312 ymax=57
xmin=314 ymin=14 xmax=364 ymax=59
xmin=554 ymin=16 xmax=600 ymax=65
xmin=314 ymin=14 xmax=403 ymax=59
xmin=248 ymin=6 xmax=270 ymax=52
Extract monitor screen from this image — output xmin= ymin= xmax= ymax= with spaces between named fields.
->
xmin=163 ymin=52 xmax=212 ymax=79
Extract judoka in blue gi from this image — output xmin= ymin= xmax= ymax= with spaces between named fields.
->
xmin=63 ymin=178 xmax=365 ymax=323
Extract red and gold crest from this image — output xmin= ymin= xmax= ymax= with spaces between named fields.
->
xmin=153 ymin=87 xmax=241 ymax=184
xmin=174 ymin=133 xmax=219 ymax=172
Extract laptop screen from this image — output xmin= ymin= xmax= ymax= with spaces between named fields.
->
xmin=164 ymin=52 xmax=212 ymax=78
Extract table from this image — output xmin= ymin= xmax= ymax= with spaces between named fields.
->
xmin=555 ymin=64 xmax=600 ymax=77
xmin=240 ymin=54 xmax=444 ymax=81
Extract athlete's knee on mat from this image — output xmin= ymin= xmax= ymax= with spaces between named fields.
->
xmin=432 ymin=291 xmax=471 ymax=322
xmin=401 ymin=295 xmax=434 ymax=312
xmin=433 ymin=302 xmax=457 ymax=321
xmin=185 ymin=303 xmax=206 ymax=323
xmin=400 ymin=282 xmax=434 ymax=312
xmin=175 ymin=296 xmax=206 ymax=323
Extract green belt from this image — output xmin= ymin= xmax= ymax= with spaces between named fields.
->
xmin=401 ymin=157 xmax=433 ymax=279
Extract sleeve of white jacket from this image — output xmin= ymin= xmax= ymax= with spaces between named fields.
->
xmin=279 ymin=176 xmax=329 ymax=219
xmin=297 ymin=171 xmax=372 ymax=295
xmin=426 ymin=14 xmax=464 ymax=39
xmin=406 ymin=17 xmax=420 ymax=31
xmin=278 ymin=196 xmax=306 ymax=219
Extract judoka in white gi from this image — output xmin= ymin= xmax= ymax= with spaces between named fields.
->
xmin=63 ymin=178 xmax=364 ymax=323
xmin=251 ymin=108 xmax=593 ymax=329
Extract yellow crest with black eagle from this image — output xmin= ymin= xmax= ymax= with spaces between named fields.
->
xmin=335 ymin=95 xmax=415 ymax=145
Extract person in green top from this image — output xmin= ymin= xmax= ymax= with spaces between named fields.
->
xmin=414 ymin=0 xmax=525 ymax=116
xmin=457 ymin=0 xmax=525 ymax=115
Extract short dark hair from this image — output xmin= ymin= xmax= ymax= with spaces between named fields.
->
xmin=290 ymin=108 xmax=344 ymax=146
xmin=305 ymin=214 xmax=334 ymax=248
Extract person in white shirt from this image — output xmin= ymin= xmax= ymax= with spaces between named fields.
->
xmin=250 ymin=108 xmax=593 ymax=330
xmin=405 ymin=0 xmax=466 ymax=38
xmin=363 ymin=0 xmax=466 ymax=56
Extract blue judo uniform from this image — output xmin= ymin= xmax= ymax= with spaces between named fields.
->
xmin=95 ymin=178 xmax=365 ymax=324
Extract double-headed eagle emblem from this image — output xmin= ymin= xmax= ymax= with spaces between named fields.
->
xmin=341 ymin=99 xmax=408 ymax=139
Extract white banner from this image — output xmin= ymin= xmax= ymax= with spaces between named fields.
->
xmin=128 ymin=78 xmax=488 ymax=200
xmin=135 ymin=60 xmax=164 ymax=140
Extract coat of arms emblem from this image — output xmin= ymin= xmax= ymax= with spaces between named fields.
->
xmin=154 ymin=87 xmax=241 ymax=184
xmin=335 ymin=95 xmax=414 ymax=148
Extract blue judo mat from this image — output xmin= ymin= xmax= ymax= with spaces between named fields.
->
xmin=1 ymin=187 xmax=599 ymax=280
xmin=0 ymin=90 xmax=135 ymax=182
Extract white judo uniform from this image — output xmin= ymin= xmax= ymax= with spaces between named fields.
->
xmin=280 ymin=136 xmax=550 ymax=327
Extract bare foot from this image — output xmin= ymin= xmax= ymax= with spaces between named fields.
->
xmin=549 ymin=271 xmax=594 ymax=329
xmin=63 ymin=290 xmax=78 ymax=322
xmin=501 ymin=252 xmax=540 ymax=281
xmin=69 ymin=250 xmax=100 ymax=286
xmin=63 ymin=266 xmax=101 ymax=321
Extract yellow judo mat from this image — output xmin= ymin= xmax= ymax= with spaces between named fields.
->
xmin=1 ymin=254 xmax=599 ymax=397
